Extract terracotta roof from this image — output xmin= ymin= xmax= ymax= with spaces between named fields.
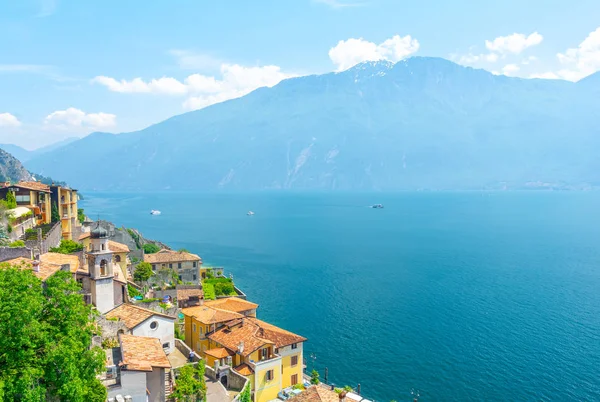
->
xmin=3 ymin=255 xmax=75 ymax=281
xmin=234 ymin=363 xmax=254 ymax=376
xmin=144 ymin=249 xmax=201 ymax=264
xmin=177 ymin=287 xmax=203 ymax=301
xmin=109 ymin=240 xmax=130 ymax=253
xmin=182 ymin=305 xmax=243 ymax=325
xmin=119 ymin=334 xmax=171 ymax=371
xmin=288 ymin=386 xmax=339 ymax=402
xmin=208 ymin=319 xmax=274 ymax=357
xmin=204 ymin=347 xmax=234 ymax=359
xmin=40 ymin=252 xmax=79 ymax=273
xmin=78 ymin=232 xmax=91 ymax=240
xmin=247 ymin=318 xmax=307 ymax=348
xmin=204 ymin=297 xmax=258 ymax=313
xmin=12 ymin=181 xmax=51 ymax=192
xmin=105 ymin=303 xmax=175 ymax=329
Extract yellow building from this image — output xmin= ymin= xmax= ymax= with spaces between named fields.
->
xmin=207 ymin=317 xmax=306 ymax=402
xmin=182 ymin=297 xmax=306 ymax=402
xmin=182 ymin=297 xmax=258 ymax=354
xmin=0 ymin=181 xmax=52 ymax=225
xmin=144 ymin=249 xmax=203 ymax=284
xmin=50 ymin=185 xmax=80 ymax=240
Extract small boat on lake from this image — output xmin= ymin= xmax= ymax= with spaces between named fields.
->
xmin=247 ymin=211 xmax=255 ymax=216
xmin=371 ymin=204 xmax=384 ymax=209
xmin=150 ymin=210 xmax=161 ymax=215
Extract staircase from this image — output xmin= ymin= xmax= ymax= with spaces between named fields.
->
xmin=165 ymin=370 xmax=173 ymax=398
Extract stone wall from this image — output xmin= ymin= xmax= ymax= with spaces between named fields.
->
xmin=96 ymin=314 xmax=129 ymax=340
xmin=227 ymin=368 xmax=248 ymax=392
xmin=24 ymin=222 xmax=61 ymax=254
xmin=9 ymin=217 xmax=35 ymax=241
xmin=0 ymin=246 xmax=32 ymax=262
xmin=132 ymin=300 xmax=178 ymax=317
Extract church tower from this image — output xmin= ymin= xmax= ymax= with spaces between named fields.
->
xmin=87 ymin=222 xmax=115 ymax=313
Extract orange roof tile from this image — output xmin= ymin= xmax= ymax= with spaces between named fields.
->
xmin=247 ymin=318 xmax=307 ymax=348
xmin=109 ymin=240 xmax=130 ymax=253
xmin=287 ymin=386 xmax=339 ymax=402
xmin=119 ymin=334 xmax=171 ymax=371
xmin=204 ymin=297 xmax=258 ymax=313
xmin=2 ymin=256 xmax=73 ymax=281
xmin=106 ymin=303 xmax=174 ymax=329
xmin=204 ymin=347 xmax=234 ymax=359
xmin=234 ymin=363 xmax=254 ymax=376
xmin=177 ymin=287 xmax=203 ymax=301
xmin=12 ymin=181 xmax=51 ymax=192
xmin=182 ymin=305 xmax=243 ymax=325
xmin=208 ymin=319 xmax=274 ymax=357
xmin=40 ymin=252 xmax=79 ymax=273
xmin=144 ymin=249 xmax=201 ymax=264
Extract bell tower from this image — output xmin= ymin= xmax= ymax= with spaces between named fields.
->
xmin=87 ymin=222 xmax=115 ymax=313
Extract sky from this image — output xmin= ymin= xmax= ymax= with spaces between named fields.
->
xmin=1 ymin=0 xmax=599 ymax=149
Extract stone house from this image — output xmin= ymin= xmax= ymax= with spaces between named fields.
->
xmin=144 ymin=249 xmax=203 ymax=284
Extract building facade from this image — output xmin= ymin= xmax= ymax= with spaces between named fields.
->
xmin=0 ymin=181 xmax=51 ymax=225
xmin=144 ymin=249 xmax=203 ymax=284
xmin=50 ymin=185 xmax=80 ymax=240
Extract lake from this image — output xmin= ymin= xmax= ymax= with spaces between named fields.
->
xmin=81 ymin=191 xmax=600 ymax=401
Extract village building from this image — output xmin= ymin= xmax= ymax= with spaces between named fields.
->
xmin=143 ymin=249 xmax=202 ymax=284
xmin=0 ymin=181 xmax=52 ymax=225
xmin=49 ymin=184 xmax=81 ymax=240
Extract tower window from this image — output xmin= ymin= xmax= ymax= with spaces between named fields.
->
xmin=100 ymin=259 xmax=108 ymax=276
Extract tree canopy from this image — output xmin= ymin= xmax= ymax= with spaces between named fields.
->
xmin=143 ymin=243 xmax=160 ymax=254
xmin=171 ymin=361 xmax=206 ymax=402
xmin=0 ymin=264 xmax=106 ymax=401
xmin=49 ymin=239 xmax=84 ymax=254
xmin=133 ymin=261 xmax=154 ymax=283
xmin=4 ymin=191 xmax=16 ymax=209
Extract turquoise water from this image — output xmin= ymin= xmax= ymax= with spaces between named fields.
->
xmin=81 ymin=192 xmax=600 ymax=401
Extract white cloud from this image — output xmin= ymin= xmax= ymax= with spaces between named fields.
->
xmin=555 ymin=27 xmax=600 ymax=81
xmin=485 ymin=32 xmax=543 ymax=54
xmin=92 ymin=76 xmax=187 ymax=94
xmin=502 ymin=64 xmax=520 ymax=76
xmin=44 ymin=108 xmax=116 ymax=131
xmin=0 ymin=113 xmax=21 ymax=127
xmin=93 ymin=63 xmax=295 ymax=111
xmin=329 ymin=35 xmax=419 ymax=71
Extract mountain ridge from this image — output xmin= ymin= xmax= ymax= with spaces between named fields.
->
xmin=25 ymin=57 xmax=600 ymax=191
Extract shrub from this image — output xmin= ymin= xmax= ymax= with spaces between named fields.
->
xmin=174 ymin=325 xmax=184 ymax=340
xmin=8 ymin=240 xmax=25 ymax=248
xmin=49 ymin=239 xmax=84 ymax=254
xmin=101 ymin=338 xmax=119 ymax=348
xmin=214 ymin=282 xmax=235 ymax=296
xmin=310 ymin=369 xmax=320 ymax=385
xmin=202 ymin=282 xmax=216 ymax=300
xmin=292 ymin=384 xmax=305 ymax=390
xmin=127 ymin=284 xmax=141 ymax=298
xmin=77 ymin=208 xmax=86 ymax=224
xmin=143 ymin=243 xmax=160 ymax=254
xmin=5 ymin=191 xmax=16 ymax=209
xmin=133 ymin=262 xmax=154 ymax=283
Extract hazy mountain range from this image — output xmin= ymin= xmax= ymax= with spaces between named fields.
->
xmin=0 ymin=137 xmax=79 ymax=163
xmin=17 ymin=57 xmax=600 ymax=191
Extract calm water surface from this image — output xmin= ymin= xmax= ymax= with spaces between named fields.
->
xmin=81 ymin=192 xmax=600 ymax=401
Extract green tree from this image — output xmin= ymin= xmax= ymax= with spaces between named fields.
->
xmin=51 ymin=201 xmax=60 ymax=222
xmin=310 ymin=369 xmax=320 ymax=385
xmin=77 ymin=208 xmax=86 ymax=224
xmin=134 ymin=261 xmax=154 ymax=283
xmin=0 ymin=265 xmax=106 ymax=401
xmin=171 ymin=361 xmax=207 ymax=402
xmin=178 ymin=248 xmax=190 ymax=253
xmin=5 ymin=191 xmax=16 ymax=209
xmin=49 ymin=239 xmax=84 ymax=254
xmin=238 ymin=383 xmax=252 ymax=402
xmin=143 ymin=243 xmax=160 ymax=254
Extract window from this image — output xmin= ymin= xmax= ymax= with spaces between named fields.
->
xmin=265 ymin=369 xmax=274 ymax=381
xmin=16 ymin=195 xmax=30 ymax=203
xmin=193 ymin=262 xmax=197 ymax=268
xmin=162 ymin=342 xmax=170 ymax=349
xmin=150 ymin=321 xmax=158 ymax=330
xmin=261 ymin=348 xmax=268 ymax=360
xmin=291 ymin=374 xmax=298 ymax=385
xmin=291 ymin=343 xmax=298 ymax=350
xmin=101 ymin=243 xmax=105 ymax=251
xmin=291 ymin=355 xmax=298 ymax=366
xmin=179 ymin=275 xmax=182 ymax=281
xmin=169 ymin=263 xmax=172 ymax=268
xmin=152 ymin=264 xmax=156 ymax=271
xmin=193 ymin=274 xmax=197 ymax=281
xmin=115 ymin=255 xmax=121 ymax=263
xmin=193 ymin=323 xmax=196 ymax=332
xmin=178 ymin=262 xmax=182 ymax=269
xmin=100 ymin=259 xmax=108 ymax=276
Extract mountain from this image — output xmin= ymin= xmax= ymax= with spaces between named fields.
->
xmin=0 ymin=148 xmax=33 ymax=183
xmin=0 ymin=137 xmax=79 ymax=163
xmin=25 ymin=57 xmax=600 ymax=191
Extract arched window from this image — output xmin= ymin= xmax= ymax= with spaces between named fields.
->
xmin=114 ymin=255 xmax=121 ymax=263
xmin=100 ymin=259 xmax=108 ymax=276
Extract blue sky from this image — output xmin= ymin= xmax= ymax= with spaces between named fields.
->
xmin=1 ymin=0 xmax=599 ymax=149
